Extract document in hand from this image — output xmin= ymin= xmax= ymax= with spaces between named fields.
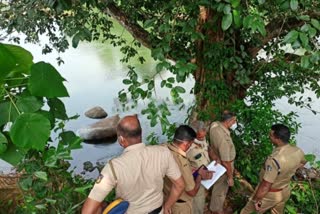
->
xmin=201 ymin=161 xmax=226 ymax=190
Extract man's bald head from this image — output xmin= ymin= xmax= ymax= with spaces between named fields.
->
xmin=117 ymin=115 xmax=142 ymax=144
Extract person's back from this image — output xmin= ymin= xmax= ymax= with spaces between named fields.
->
xmin=263 ymin=144 xmax=305 ymax=189
xmin=82 ymin=115 xmax=184 ymax=214
xmin=110 ymin=144 xmax=176 ymax=213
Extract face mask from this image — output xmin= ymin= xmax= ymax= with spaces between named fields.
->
xmin=195 ymin=139 xmax=206 ymax=145
xmin=230 ymin=122 xmax=238 ymax=131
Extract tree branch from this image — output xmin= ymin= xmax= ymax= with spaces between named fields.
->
xmin=248 ymin=11 xmax=320 ymax=57
xmin=105 ymin=2 xmax=153 ymax=49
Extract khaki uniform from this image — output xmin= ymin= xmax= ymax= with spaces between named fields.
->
xmin=164 ymin=143 xmax=195 ymax=214
xmin=186 ymin=138 xmax=210 ymax=214
xmin=209 ymin=122 xmax=236 ymax=212
xmin=241 ymin=144 xmax=305 ymax=214
xmin=88 ymin=143 xmax=181 ymax=214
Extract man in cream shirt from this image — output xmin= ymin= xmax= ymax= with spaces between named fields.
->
xmin=82 ymin=115 xmax=185 ymax=214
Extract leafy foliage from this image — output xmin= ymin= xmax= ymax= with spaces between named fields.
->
xmin=0 ymin=43 xmax=88 ymax=212
xmin=1 ymin=0 xmax=320 ymax=212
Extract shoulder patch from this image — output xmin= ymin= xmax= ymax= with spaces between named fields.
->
xmin=95 ymin=174 xmax=104 ymax=184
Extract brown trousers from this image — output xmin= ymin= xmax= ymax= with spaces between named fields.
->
xmin=240 ymin=186 xmax=290 ymax=214
xmin=209 ymin=174 xmax=229 ymax=212
xmin=172 ymin=199 xmax=192 ymax=214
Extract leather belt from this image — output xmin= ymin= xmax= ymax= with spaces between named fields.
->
xmin=269 ymin=185 xmax=287 ymax=192
xmin=148 ymin=205 xmax=162 ymax=214
xmin=269 ymin=188 xmax=283 ymax=192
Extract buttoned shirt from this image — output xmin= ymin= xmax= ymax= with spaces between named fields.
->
xmin=209 ymin=122 xmax=236 ymax=164
xmin=260 ymin=144 xmax=305 ymax=189
xmin=88 ymin=143 xmax=181 ymax=214
xmin=164 ymin=143 xmax=195 ymax=202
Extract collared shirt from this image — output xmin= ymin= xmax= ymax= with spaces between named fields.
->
xmin=88 ymin=143 xmax=181 ymax=214
xmin=209 ymin=122 xmax=236 ymax=163
xmin=164 ymin=143 xmax=195 ymax=202
xmin=187 ymin=138 xmax=210 ymax=170
xmin=260 ymin=144 xmax=305 ymax=189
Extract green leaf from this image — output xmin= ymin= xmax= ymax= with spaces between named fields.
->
xmin=290 ymin=0 xmax=298 ymax=11
xmin=0 ymin=132 xmax=8 ymax=154
xmin=175 ymin=86 xmax=186 ymax=93
xmin=34 ymin=171 xmax=48 ymax=181
xmin=72 ymin=33 xmax=81 ymax=48
xmin=10 ymin=113 xmax=51 ymax=150
xmin=29 ymin=62 xmax=69 ymax=98
xmin=48 ymin=98 xmax=68 ymax=120
xmin=232 ymin=10 xmax=241 ymax=28
xmin=256 ymin=20 xmax=266 ymax=36
xmin=16 ymin=96 xmax=43 ymax=113
xmin=300 ymin=56 xmax=310 ymax=68
xmin=299 ymin=32 xmax=309 ymax=48
xmin=305 ymin=154 xmax=316 ymax=162
xmin=74 ymin=183 xmax=93 ymax=194
xmin=258 ymin=0 xmax=265 ymax=4
xmin=0 ymin=43 xmax=33 ymax=82
xmin=223 ymin=4 xmax=231 ymax=14
xmin=0 ymin=101 xmax=20 ymax=126
xmin=283 ymin=30 xmax=299 ymax=44
xmin=0 ymin=143 xmax=25 ymax=166
xmin=59 ymin=131 xmax=82 ymax=149
xmin=167 ymin=77 xmax=175 ymax=83
xmin=148 ymin=81 xmax=155 ymax=90
xmin=222 ymin=13 xmax=233 ymax=31
xmin=311 ymin=19 xmax=320 ymax=30
xmin=230 ymin=0 xmax=240 ymax=8
xmin=122 ymin=79 xmax=131 ymax=85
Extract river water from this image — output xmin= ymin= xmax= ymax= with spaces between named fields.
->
xmin=1 ymin=33 xmax=319 ymax=177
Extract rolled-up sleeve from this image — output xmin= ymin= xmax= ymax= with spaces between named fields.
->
xmin=88 ymin=164 xmax=115 ymax=202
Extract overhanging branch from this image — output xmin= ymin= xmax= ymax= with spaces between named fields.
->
xmin=248 ymin=11 xmax=320 ymax=57
xmin=105 ymin=2 xmax=153 ymax=49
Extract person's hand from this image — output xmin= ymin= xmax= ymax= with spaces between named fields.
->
xmin=214 ymin=159 xmax=221 ymax=165
xmin=227 ymin=177 xmax=234 ymax=187
xmin=163 ymin=204 xmax=172 ymax=214
xmin=198 ymin=167 xmax=214 ymax=180
xmin=253 ymin=200 xmax=262 ymax=211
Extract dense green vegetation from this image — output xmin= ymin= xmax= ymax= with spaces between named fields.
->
xmin=1 ymin=0 xmax=320 ymax=213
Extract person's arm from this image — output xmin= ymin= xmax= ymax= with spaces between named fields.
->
xmin=208 ymin=146 xmax=221 ymax=164
xmin=82 ymin=198 xmax=103 ymax=214
xmin=82 ymin=164 xmax=115 ymax=214
xmin=163 ymin=176 xmax=185 ymax=214
xmin=185 ymin=167 xmax=213 ymax=197
xmin=221 ymin=160 xmax=234 ymax=186
xmin=251 ymin=180 xmax=272 ymax=211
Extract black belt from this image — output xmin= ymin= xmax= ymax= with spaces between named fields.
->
xmin=148 ymin=205 xmax=162 ymax=214
xmin=176 ymin=199 xmax=186 ymax=203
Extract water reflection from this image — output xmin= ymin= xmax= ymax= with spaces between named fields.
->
xmin=1 ymin=35 xmax=319 ymax=177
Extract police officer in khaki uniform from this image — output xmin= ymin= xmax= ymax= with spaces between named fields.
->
xmin=82 ymin=115 xmax=185 ymax=214
xmin=164 ymin=125 xmax=214 ymax=214
xmin=209 ymin=111 xmax=237 ymax=214
xmin=187 ymin=121 xmax=211 ymax=214
xmin=241 ymin=124 xmax=306 ymax=214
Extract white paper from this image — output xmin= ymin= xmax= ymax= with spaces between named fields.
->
xmin=201 ymin=161 xmax=226 ymax=190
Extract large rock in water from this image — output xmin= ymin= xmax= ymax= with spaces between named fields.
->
xmin=84 ymin=106 xmax=108 ymax=119
xmin=78 ymin=114 xmax=120 ymax=141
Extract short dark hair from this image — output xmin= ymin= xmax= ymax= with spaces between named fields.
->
xmin=117 ymin=121 xmax=142 ymax=139
xmin=220 ymin=110 xmax=236 ymax=122
xmin=271 ymin=124 xmax=290 ymax=143
xmin=173 ymin=125 xmax=196 ymax=143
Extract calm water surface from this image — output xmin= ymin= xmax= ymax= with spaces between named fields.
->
xmin=1 ymin=34 xmax=319 ymax=177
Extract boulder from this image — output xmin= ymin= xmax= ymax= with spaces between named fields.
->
xmin=78 ymin=114 xmax=120 ymax=141
xmin=84 ymin=106 xmax=108 ymax=119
